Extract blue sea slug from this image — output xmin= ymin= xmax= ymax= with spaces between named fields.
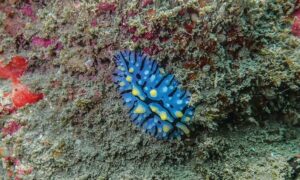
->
xmin=113 ymin=50 xmax=194 ymax=140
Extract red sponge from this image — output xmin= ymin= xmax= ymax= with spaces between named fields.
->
xmin=11 ymin=80 xmax=44 ymax=108
xmin=0 ymin=56 xmax=28 ymax=80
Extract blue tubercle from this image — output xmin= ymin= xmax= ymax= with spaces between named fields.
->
xmin=113 ymin=50 xmax=194 ymax=140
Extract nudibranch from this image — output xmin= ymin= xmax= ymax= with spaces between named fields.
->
xmin=113 ymin=50 xmax=194 ymax=140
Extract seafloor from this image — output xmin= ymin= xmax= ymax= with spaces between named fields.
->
xmin=0 ymin=0 xmax=299 ymax=179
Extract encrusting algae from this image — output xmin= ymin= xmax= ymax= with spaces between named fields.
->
xmin=0 ymin=0 xmax=299 ymax=179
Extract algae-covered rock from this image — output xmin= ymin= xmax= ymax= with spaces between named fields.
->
xmin=0 ymin=0 xmax=299 ymax=179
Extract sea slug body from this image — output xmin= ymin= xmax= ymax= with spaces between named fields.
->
xmin=113 ymin=50 xmax=194 ymax=140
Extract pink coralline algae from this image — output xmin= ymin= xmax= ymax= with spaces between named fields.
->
xmin=0 ymin=103 xmax=16 ymax=116
xmin=128 ymin=27 xmax=137 ymax=33
xmin=20 ymin=4 xmax=37 ymax=21
xmin=2 ymin=156 xmax=32 ymax=179
xmin=32 ymin=36 xmax=56 ymax=48
xmin=91 ymin=18 xmax=98 ymax=27
xmin=143 ymin=31 xmax=156 ymax=40
xmin=143 ymin=44 xmax=160 ymax=55
xmin=184 ymin=22 xmax=196 ymax=34
xmin=31 ymin=36 xmax=63 ymax=50
xmin=55 ymin=41 xmax=64 ymax=50
xmin=97 ymin=2 xmax=116 ymax=12
xmin=2 ymin=121 xmax=22 ymax=137
xmin=291 ymin=8 xmax=300 ymax=37
xmin=1 ymin=120 xmax=33 ymax=179
xmin=142 ymin=0 xmax=154 ymax=8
